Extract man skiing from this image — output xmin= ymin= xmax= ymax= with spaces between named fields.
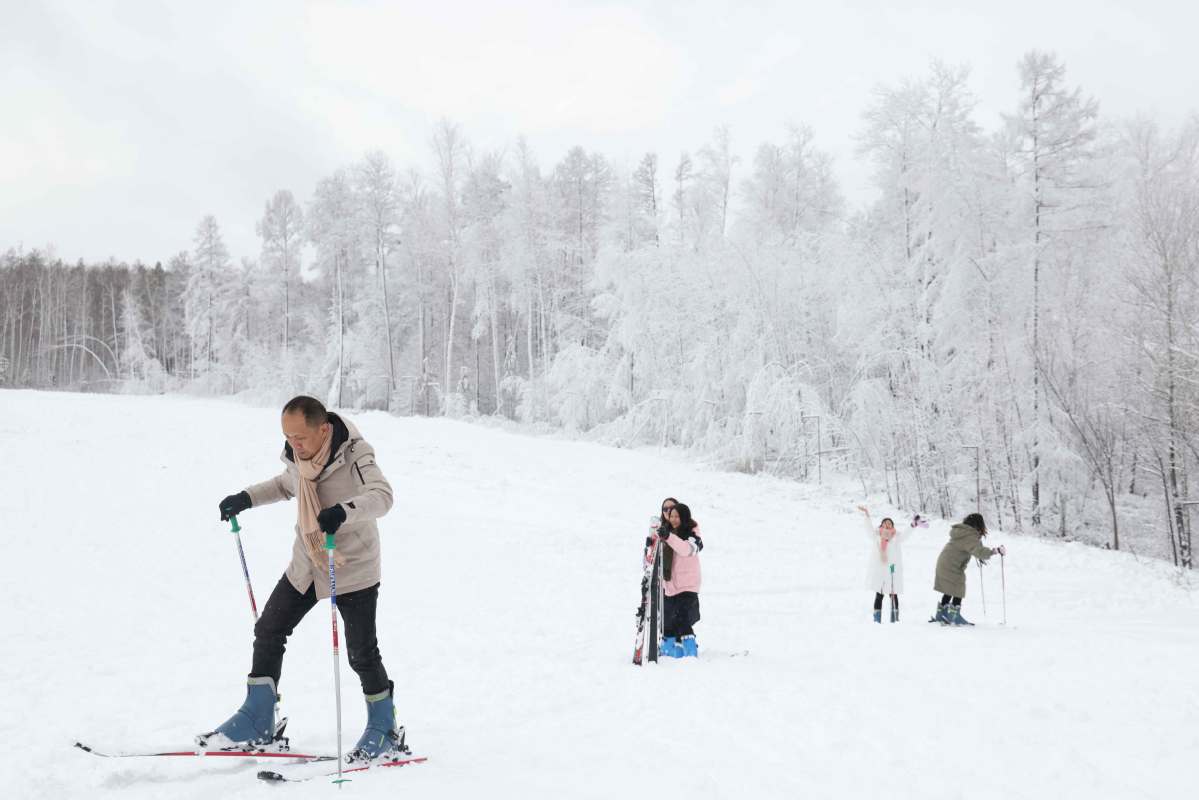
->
xmin=199 ymin=395 xmax=402 ymax=762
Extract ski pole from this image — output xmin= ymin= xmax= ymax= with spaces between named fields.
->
xmin=327 ymin=533 xmax=349 ymax=787
xmin=978 ymin=559 xmax=987 ymax=619
xmin=1000 ymin=553 xmax=1007 ymax=626
xmin=889 ymin=564 xmax=897 ymax=622
xmin=229 ymin=516 xmax=258 ymax=621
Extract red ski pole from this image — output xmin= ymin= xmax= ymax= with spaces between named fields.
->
xmin=229 ymin=516 xmax=258 ymax=621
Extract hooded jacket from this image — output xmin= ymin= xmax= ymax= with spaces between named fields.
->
xmin=933 ymin=522 xmax=995 ymax=598
xmin=243 ymin=413 xmax=393 ymax=599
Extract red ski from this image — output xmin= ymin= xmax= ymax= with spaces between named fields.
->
xmin=74 ymin=741 xmax=335 ymax=762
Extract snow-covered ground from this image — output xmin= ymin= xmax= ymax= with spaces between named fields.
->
xmin=2 ymin=389 xmax=1197 ymax=799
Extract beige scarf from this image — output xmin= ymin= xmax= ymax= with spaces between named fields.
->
xmin=295 ymin=427 xmax=346 ymax=570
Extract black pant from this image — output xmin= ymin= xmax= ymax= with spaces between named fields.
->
xmin=940 ymin=594 xmax=962 ymax=607
xmin=664 ymin=591 xmax=701 ymax=638
xmin=250 ymin=574 xmax=389 ymax=696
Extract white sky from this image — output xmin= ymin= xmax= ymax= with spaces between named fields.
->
xmin=3 ymin=0 xmax=1196 ymax=265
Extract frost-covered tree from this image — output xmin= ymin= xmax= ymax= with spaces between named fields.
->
xmin=1123 ymin=117 xmax=1199 ymax=566
xmin=256 ymin=190 xmax=304 ymax=361
xmin=308 ymin=171 xmax=359 ymax=407
xmin=462 ymin=149 xmax=510 ymax=414
xmin=632 ymin=152 xmax=661 ymax=246
xmin=182 ymin=215 xmax=231 ymax=382
xmin=1006 ymin=50 xmax=1101 ymax=528
xmin=432 ymin=119 xmax=467 ymax=409
xmin=354 ymin=151 xmax=403 ymax=409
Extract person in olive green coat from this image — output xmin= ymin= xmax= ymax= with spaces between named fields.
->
xmin=931 ymin=513 xmax=1006 ymax=626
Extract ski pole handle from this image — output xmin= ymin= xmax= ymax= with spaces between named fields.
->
xmin=230 ymin=516 xmax=242 ymax=534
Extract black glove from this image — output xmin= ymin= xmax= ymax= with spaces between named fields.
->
xmin=317 ymin=505 xmax=347 ymax=535
xmin=657 ymin=525 xmax=671 ymax=540
xmin=219 ymin=491 xmax=252 ymax=522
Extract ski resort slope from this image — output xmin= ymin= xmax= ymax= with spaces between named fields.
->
xmin=2 ymin=390 xmax=1196 ymax=800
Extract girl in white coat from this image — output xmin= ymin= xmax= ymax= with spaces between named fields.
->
xmin=856 ymin=505 xmax=906 ymax=623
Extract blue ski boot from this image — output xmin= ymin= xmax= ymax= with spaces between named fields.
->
xmin=197 ymin=676 xmax=281 ymax=748
xmin=681 ymin=635 xmax=698 ymax=658
xmin=890 ymin=602 xmax=900 ymax=623
xmin=659 ymin=637 xmax=684 ymax=658
xmin=347 ymin=682 xmax=408 ymax=763
xmin=928 ymin=603 xmax=950 ymax=624
xmin=873 ymin=609 xmax=881 ymax=623
xmin=946 ymin=605 xmax=974 ymax=626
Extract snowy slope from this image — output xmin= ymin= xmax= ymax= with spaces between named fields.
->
xmin=1 ymin=389 xmax=1196 ymax=800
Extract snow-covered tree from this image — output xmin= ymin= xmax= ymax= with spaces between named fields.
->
xmin=256 ymin=189 xmax=304 ymax=361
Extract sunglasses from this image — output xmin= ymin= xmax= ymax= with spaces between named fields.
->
xmin=661 ymin=505 xmax=676 ymax=513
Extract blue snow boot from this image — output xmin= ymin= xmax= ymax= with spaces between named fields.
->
xmin=890 ymin=603 xmax=900 ymax=623
xmin=873 ymin=609 xmax=882 ymax=623
xmin=347 ymin=682 xmax=407 ymax=763
xmin=198 ymin=676 xmax=279 ymax=747
xmin=929 ymin=603 xmax=950 ymax=624
xmin=681 ymin=635 xmax=698 ymax=658
xmin=947 ymin=606 xmax=974 ymax=626
xmin=659 ymin=637 xmax=684 ymax=658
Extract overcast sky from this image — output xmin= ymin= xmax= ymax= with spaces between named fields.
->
xmin=3 ymin=0 xmax=1197 ymax=265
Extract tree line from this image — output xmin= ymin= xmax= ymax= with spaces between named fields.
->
xmin=2 ymin=51 xmax=1197 ymax=566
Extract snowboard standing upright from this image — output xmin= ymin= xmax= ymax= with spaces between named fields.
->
xmin=633 ymin=519 xmax=665 ymax=665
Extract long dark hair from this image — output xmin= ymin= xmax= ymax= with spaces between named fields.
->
xmin=659 ymin=497 xmax=679 ymax=525
xmin=963 ymin=513 xmax=987 ymax=535
xmin=669 ymin=502 xmax=698 ymax=537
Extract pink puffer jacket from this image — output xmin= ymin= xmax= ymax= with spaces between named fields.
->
xmin=663 ymin=525 xmax=702 ymax=597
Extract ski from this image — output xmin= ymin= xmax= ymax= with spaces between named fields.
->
xmin=650 ymin=536 xmax=664 ymax=661
xmin=632 ymin=521 xmax=662 ymax=665
xmin=257 ymin=754 xmax=428 ymax=783
xmin=74 ymin=741 xmax=335 ymax=762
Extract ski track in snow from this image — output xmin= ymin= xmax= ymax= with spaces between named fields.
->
xmin=2 ymin=390 xmax=1197 ymax=799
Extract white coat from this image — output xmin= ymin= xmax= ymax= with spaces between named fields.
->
xmin=864 ymin=518 xmax=906 ymax=594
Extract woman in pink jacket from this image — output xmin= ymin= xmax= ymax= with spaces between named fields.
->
xmin=659 ymin=502 xmax=704 ymax=658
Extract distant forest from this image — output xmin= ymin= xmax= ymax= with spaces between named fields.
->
xmin=3 ymin=52 xmax=1197 ymax=566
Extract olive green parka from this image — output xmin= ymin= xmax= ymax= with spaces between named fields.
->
xmin=933 ymin=522 xmax=995 ymax=598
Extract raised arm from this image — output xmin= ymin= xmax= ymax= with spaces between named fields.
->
xmin=856 ymin=505 xmax=877 ymax=540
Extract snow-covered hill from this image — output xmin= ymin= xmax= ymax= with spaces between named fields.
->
xmin=2 ymin=390 xmax=1196 ymax=799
